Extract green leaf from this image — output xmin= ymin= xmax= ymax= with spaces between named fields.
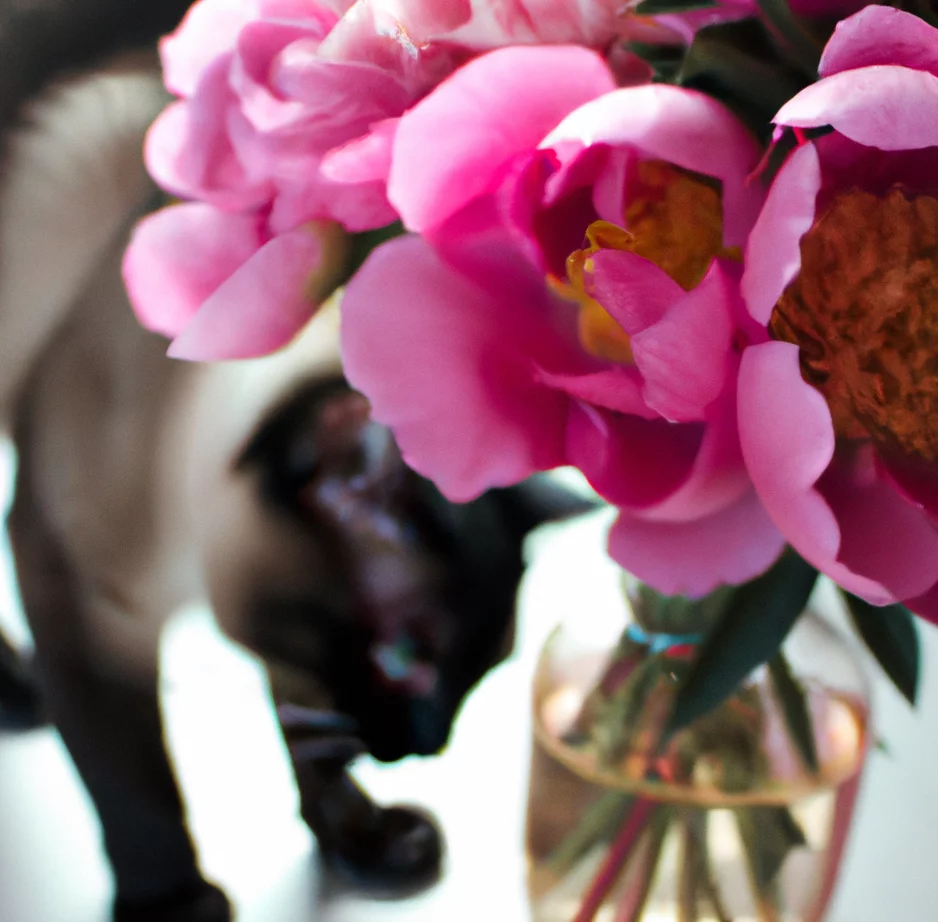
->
xmin=596 ymin=655 xmax=671 ymax=766
xmin=736 ymin=806 xmax=806 ymax=896
xmin=665 ymin=550 xmax=819 ymax=736
xmin=768 ymin=654 xmax=819 ymax=774
xmin=635 ymin=0 xmax=718 ymax=12
xmin=629 ymin=581 xmax=735 ymax=635
xmin=844 ymin=593 xmax=920 ymax=706
xmin=678 ymin=21 xmax=809 ymax=140
xmin=545 ymin=791 xmax=634 ymax=876
xmin=615 ymin=809 xmax=671 ymax=922
xmin=625 ymin=42 xmax=685 ymax=83
xmin=754 ymin=0 xmax=823 ymax=78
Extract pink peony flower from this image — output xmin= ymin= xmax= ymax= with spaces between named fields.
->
xmin=125 ymin=0 xmax=656 ymax=360
xmin=738 ymin=6 xmax=938 ymax=620
xmin=341 ymin=45 xmax=785 ymax=596
xmin=125 ymin=0 xmax=432 ymax=359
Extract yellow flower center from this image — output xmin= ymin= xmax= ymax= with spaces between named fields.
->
xmin=550 ymin=160 xmax=738 ymax=363
xmin=770 ymin=186 xmax=938 ymax=462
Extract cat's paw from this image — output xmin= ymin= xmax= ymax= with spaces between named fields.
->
xmin=322 ymin=805 xmax=443 ymax=894
xmin=113 ymin=880 xmax=232 ymax=922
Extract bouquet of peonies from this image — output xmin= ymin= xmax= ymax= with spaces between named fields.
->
xmin=123 ymin=0 xmax=938 ymax=917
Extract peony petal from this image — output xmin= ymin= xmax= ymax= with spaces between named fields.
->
xmin=608 ymin=489 xmax=786 ymax=598
xmin=438 ymin=0 xmax=626 ymax=47
xmin=631 ymin=260 xmax=737 ymax=422
xmin=535 ymin=366 xmax=658 ymax=418
xmin=369 ymin=0 xmax=473 ymax=42
xmin=906 ymin=583 xmax=938 ymax=625
xmin=544 ymin=85 xmax=764 ymax=248
xmin=168 ymin=228 xmax=322 ymax=360
xmin=321 ymin=118 xmax=399 ymax=184
xmin=567 ymin=402 xmax=704 ymax=511
xmin=270 ymin=165 xmax=397 ymax=232
xmin=820 ymin=457 xmax=938 ymax=601
xmin=160 ymin=0 xmax=253 ymax=97
xmin=272 ymin=50 xmax=414 ymax=147
xmin=877 ymin=450 xmax=938 ymax=521
xmin=123 ymin=204 xmax=263 ymax=338
xmin=590 ymin=248 xmax=685 ymax=333
xmin=388 ymin=45 xmax=615 ymax=234
xmin=340 ymin=235 xmax=568 ymax=501
xmin=145 ymin=62 xmax=270 ymax=210
xmin=639 ymin=385 xmax=750 ymax=522
xmin=738 ymin=342 xmax=894 ymax=603
xmin=776 ymin=66 xmax=938 ymax=151
xmin=820 ymin=7 xmax=938 ymax=79
xmin=741 ymin=142 xmax=821 ymax=325
xmin=232 ymin=22 xmax=329 ymax=133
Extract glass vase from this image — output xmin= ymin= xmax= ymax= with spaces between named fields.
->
xmin=526 ymin=602 xmax=870 ymax=922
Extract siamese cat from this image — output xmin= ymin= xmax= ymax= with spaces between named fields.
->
xmin=0 ymin=4 xmax=591 ymax=920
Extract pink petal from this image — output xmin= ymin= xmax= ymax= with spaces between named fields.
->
xmin=145 ymin=63 xmax=270 ymax=210
xmin=340 ymin=235 xmax=568 ymax=501
xmin=738 ymin=343 xmax=894 ymax=603
xmin=877 ymin=450 xmax=938 ymax=520
xmin=639 ymin=386 xmax=750 ymax=522
xmin=123 ymin=204 xmax=263 ymax=338
xmin=370 ymin=0 xmax=473 ymax=42
xmin=160 ymin=0 xmax=252 ymax=97
xmin=776 ymin=66 xmax=938 ymax=151
xmin=535 ymin=366 xmax=658 ymax=418
xmin=567 ymin=403 xmax=704 ymax=511
xmin=592 ymin=146 xmax=632 ymax=225
xmin=820 ymin=457 xmax=938 ymax=601
xmin=388 ymin=45 xmax=616 ymax=234
xmin=168 ymin=228 xmax=323 ymax=360
xmin=590 ymin=248 xmax=685 ymax=333
xmin=270 ymin=167 xmax=397 ymax=232
xmin=316 ymin=1 xmax=467 ymax=96
xmin=321 ymin=118 xmax=399 ymax=184
xmin=630 ymin=260 xmax=737 ymax=422
xmin=608 ymin=489 xmax=786 ymax=598
xmin=232 ymin=22 xmax=329 ymax=133
xmin=544 ymin=85 xmax=764 ymax=248
xmin=272 ymin=50 xmax=414 ymax=147
xmin=820 ymin=7 xmax=938 ymax=79
xmin=439 ymin=0 xmax=625 ymax=47
xmin=741 ymin=142 xmax=821 ymax=325
xmin=906 ymin=583 xmax=938 ymax=625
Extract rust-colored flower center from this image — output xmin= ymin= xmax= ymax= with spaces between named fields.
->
xmin=550 ymin=160 xmax=737 ymax=363
xmin=770 ymin=186 xmax=938 ymax=461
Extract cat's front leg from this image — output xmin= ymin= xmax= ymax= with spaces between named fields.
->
xmin=274 ymin=700 xmax=444 ymax=892
xmin=8 ymin=467 xmax=232 ymax=922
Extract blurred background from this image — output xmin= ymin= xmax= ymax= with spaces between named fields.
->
xmin=0 ymin=444 xmax=936 ymax=922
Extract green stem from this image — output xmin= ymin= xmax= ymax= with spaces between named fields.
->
xmin=545 ymin=792 xmax=633 ymax=878
xmin=695 ymin=812 xmax=733 ymax=922
xmin=612 ymin=809 xmax=671 ymax=922
xmin=678 ymin=811 xmax=699 ymax=922
xmin=572 ymin=798 xmax=656 ymax=922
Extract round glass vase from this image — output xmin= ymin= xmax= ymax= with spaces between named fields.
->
xmin=526 ymin=607 xmax=871 ymax=922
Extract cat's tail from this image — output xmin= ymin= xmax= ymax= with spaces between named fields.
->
xmin=0 ymin=627 xmax=43 ymax=731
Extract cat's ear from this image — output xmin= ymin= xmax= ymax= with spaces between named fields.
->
xmin=489 ymin=473 xmax=600 ymax=539
xmin=235 ymin=377 xmax=355 ymax=507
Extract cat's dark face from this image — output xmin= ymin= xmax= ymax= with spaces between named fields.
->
xmin=225 ymin=376 xmax=590 ymax=763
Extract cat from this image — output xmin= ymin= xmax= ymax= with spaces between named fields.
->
xmin=0 ymin=4 xmax=592 ymax=921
